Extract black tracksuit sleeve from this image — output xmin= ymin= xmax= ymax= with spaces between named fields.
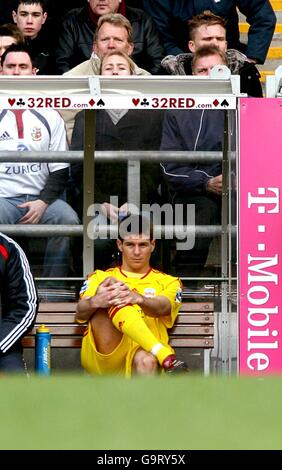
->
xmin=39 ymin=168 xmax=69 ymax=204
xmin=0 ymin=238 xmax=38 ymax=353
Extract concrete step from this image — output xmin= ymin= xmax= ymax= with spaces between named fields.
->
xmin=270 ymin=0 xmax=282 ymax=10
xmin=257 ymin=69 xmax=274 ymax=83
xmin=275 ymin=12 xmax=282 ymax=21
xmin=259 ymin=57 xmax=282 ymax=70
xmin=266 ymin=46 xmax=282 ymax=58
xmin=268 ymin=32 xmax=282 ymax=43
xmin=239 ymin=30 xmax=282 ymax=47
xmin=239 ymin=22 xmax=282 ymax=34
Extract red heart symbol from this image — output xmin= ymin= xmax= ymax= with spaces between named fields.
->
xmin=132 ymin=98 xmax=140 ymax=106
xmin=8 ymin=98 xmax=16 ymax=106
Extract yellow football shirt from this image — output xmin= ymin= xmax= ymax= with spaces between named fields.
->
xmin=79 ymin=267 xmax=182 ymax=375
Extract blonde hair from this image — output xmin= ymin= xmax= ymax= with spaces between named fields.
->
xmin=100 ymin=50 xmax=135 ymax=75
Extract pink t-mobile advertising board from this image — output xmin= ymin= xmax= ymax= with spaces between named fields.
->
xmin=239 ymin=98 xmax=281 ymax=375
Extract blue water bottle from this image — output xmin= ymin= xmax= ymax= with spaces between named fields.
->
xmin=35 ymin=324 xmax=51 ymax=375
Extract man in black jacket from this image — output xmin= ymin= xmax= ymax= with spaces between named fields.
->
xmin=161 ymin=46 xmax=228 ymax=277
xmin=162 ymin=10 xmax=263 ymax=97
xmin=0 ymin=232 xmax=38 ymax=372
xmin=12 ymin=0 xmax=56 ymax=74
xmin=55 ymin=0 xmax=164 ymax=74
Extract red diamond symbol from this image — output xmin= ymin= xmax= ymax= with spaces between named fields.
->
xmin=89 ymin=99 xmax=95 ymax=106
xmin=213 ymin=99 xmax=219 ymax=107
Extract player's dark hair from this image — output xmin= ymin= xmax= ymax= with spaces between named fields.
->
xmin=118 ymin=214 xmax=154 ymax=241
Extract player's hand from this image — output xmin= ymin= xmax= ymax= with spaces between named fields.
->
xmin=93 ymin=277 xmax=119 ymax=308
xmin=109 ymin=287 xmax=143 ymax=308
xmin=96 ymin=277 xmax=118 ymax=294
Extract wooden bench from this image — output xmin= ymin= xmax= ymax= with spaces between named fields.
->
xmin=22 ymin=301 xmax=214 ymax=375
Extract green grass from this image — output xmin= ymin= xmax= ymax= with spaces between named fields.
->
xmin=0 ymin=375 xmax=281 ymax=450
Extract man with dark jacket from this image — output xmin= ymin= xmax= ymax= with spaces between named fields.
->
xmin=0 ymin=232 xmax=38 ymax=372
xmin=55 ymin=0 xmax=164 ymax=74
xmin=161 ymin=46 xmax=229 ymax=277
xmin=161 ymin=10 xmax=263 ymax=97
xmin=12 ymin=0 xmax=56 ymax=74
xmin=62 ymin=13 xmax=150 ymax=143
xmin=143 ymin=0 xmax=276 ymax=65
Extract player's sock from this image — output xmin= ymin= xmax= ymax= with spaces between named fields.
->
xmin=109 ymin=304 xmax=174 ymax=367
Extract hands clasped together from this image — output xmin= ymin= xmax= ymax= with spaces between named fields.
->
xmin=93 ymin=276 xmax=143 ymax=310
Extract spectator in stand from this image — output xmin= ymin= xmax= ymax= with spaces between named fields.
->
xmin=160 ymin=46 xmax=229 ymax=277
xmin=0 ymin=44 xmax=79 ymax=277
xmin=62 ymin=13 xmax=150 ymax=143
xmin=71 ymin=50 xmax=163 ymax=269
xmin=162 ymin=10 xmax=263 ymax=97
xmin=143 ymin=0 xmax=276 ymax=65
xmin=0 ymin=23 xmax=25 ymax=58
xmin=0 ymin=231 xmax=38 ymax=373
xmin=64 ymin=13 xmax=149 ymax=77
xmin=55 ymin=0 xmax=164 ymax=74
xmin=12 ymin=0 xmax=56 ymax=74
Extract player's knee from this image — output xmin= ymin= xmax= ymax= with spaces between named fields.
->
xmin=135 ymin=352 xmax=158 ymax=375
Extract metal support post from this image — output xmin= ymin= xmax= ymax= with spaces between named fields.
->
xmin=83 ymin=109 xmax=96 ymax=277
xmin=127 ymin=160 xmax=140 ymax=209
xmin=220 ymin=110 xmax=230 ymax=374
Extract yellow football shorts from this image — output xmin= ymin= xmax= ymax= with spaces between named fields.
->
xmin=80 ymin=326 xmax=140 ymax=377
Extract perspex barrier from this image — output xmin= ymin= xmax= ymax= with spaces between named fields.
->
xmin=0 ymin=72 xmax=240 ymax=374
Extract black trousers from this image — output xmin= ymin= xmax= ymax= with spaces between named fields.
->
xmin=0 ymin=343 xmax=26 ymax=373
xmin=173 ymin=194 xmax=221 ymax=276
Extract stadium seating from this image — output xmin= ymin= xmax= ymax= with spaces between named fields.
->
xmin=22 ymin=300 xmax=214 ymax=376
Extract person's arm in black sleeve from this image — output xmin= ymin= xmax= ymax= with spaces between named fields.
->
xmin=143 ymin=0 xmax=184 ymax=56
xmin=55 ymin=15 xmax=76 ymax=74
xmin=71 ymin=110 xmax=84 ymax=151
xmin=0 ymin=239 xmax=38 ymax=353
xmin=141 ymin=11 xmax=165 ymax=74
xmin=39 ymin=167 xmax=69 ymax=204
xmin=238 ymin=0 xmax=276 ymax=64
xmin=160 ymin=111 xmax=211 ymax=195
xmin=161 ymin=162 xmax=212 ymax=195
